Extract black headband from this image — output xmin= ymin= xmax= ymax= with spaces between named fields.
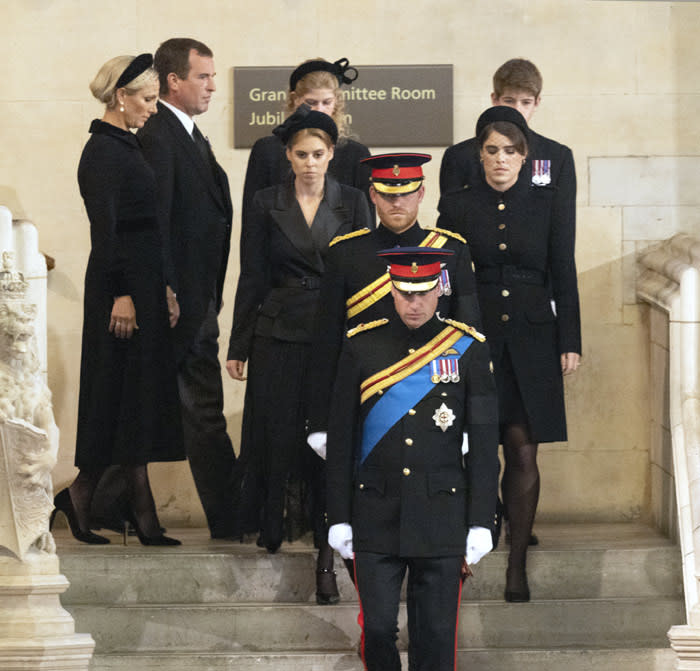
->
xmin=475 ymin=105 xmax=529 ymax=139
xmin=289 ymin=57 xmax=358 ymax=92
xmin=115 ymin=53 xmax=153 ymax=90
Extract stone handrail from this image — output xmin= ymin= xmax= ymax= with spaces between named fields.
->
xmin=0 ymin=205 xmax=94 ymax=668
xmin=637 ymin=233 xmax=700 ymax=662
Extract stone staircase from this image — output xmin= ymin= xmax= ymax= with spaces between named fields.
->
xmin=53 ymin=522 xmax=684 ymax=670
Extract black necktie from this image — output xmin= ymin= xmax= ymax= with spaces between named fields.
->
xmin=192 ymin=124 xmax=210 ymax=163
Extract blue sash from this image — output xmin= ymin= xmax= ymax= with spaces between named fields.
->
xmin=359 ymin=334 xmax=473 ymax=463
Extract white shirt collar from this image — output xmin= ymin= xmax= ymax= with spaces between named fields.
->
xmin=160 ymin=99 xmax=195 ymax=135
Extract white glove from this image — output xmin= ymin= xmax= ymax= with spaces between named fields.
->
xmin=461 ymin=432 xmax=469 ymax=456
xmin=307 ymin=431 xmax=327 ymax=460
xmin=465 ymin=526 xmax=493 ymax=565
xmin=328 ymin=523 xmax=354 ymax=559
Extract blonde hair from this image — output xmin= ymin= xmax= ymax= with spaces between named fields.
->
xmin=89 ymin=55 xmax=158 ymax=109
xmin=285 ymin=60 xmax=348 ymax=137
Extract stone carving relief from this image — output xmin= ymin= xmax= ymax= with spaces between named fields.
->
xmin=0 ymin=250 xmax=58 ymax=559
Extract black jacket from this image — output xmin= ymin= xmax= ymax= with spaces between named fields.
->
xmin=227 ymin=176 xmax=371 ymax=361
xmin=137 ymin=103 xmax=233 ymax=362
xmin=437 ymin=173 xmax=581 ymax=442
xmin=242 ymin=133 xmax=374 ymax=228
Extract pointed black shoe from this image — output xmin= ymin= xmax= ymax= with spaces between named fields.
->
xmin=50 ymin=488 xmax=110 ymax=545
xmin=316 ymin=568 xmax=340 ymax=605
xmin=123 ymin=513 xmax=181 ymax=546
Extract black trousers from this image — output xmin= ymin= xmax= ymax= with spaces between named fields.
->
xmin=354 ymin=552 xmax=463 ymax=671
xmin=178 ymin=301 xmax=239 ymax=537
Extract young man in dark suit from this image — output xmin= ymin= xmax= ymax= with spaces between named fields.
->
xmin=137 ymin=38 xmax=238 ymax=539
xmin=326 ymin=247 xmax=499 ymax=671
xmin=439 ymin=58 xmax=576 ymax=242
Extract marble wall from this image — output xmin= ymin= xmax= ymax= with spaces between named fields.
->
xmin=2 ymin=0 xmax=699 ymax=526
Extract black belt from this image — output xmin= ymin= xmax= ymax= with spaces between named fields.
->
xmin=477 ymin=265 xmax=546 ymax=286
xmin=279 ymin=276 xmax=321 ymax=290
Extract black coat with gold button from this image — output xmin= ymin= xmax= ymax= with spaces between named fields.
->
xmin=436 ymin=174 xmax=581 ymax=442
xmin=326 ymin=315 xmax=499 ymax=557
xmin=308 ymin=221 xmax=482 ymax=433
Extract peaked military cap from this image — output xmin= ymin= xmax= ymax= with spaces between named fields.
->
xmin=362 ymin=153 xmax=431 ymax=195
xmin=377 ymin=246 xmax=454 ymax=293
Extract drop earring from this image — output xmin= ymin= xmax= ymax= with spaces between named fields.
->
xmin=119 ymin=104 xmax=125 ymax=112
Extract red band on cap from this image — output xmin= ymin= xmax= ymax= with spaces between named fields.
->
xmin=371 ymin=166 xmax=424 ymax=180
xmin=389 ymin=261 xmax=441 ymax=279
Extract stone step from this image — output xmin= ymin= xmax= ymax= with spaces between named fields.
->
xmin=52 ymin=522 xmax=684 ymax=671
xmin=89 ymin=648 xmax=675 ymax=671
xmin=56 ymin=522 xmax=682 ymax=605
xmin=66 ymin=597 xmax=683 ymax=653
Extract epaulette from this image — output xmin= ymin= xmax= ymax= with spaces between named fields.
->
xmin=346 ymin=318 xmax=389 ymax=338
xmin=432 ymin=227 xmax=467 ymax=244
xmin=329 ymin=228 xmax=372 ymax=248
xmin=442 ymin=318 xmax=485 ymax=342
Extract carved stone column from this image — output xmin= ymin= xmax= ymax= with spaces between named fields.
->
xmin=0 ymin=250 xmax=93 ymax=669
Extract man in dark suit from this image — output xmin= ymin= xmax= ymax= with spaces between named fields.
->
xmin=137 ymin=38 xmax=238 ymax=539
xmin=326 ymin=247 xmax=499 ymax=671
xmin=439 ymin=58 xmax=576 ymax=242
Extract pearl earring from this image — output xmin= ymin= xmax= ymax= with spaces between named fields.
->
xmin=119 ymin=104 xmax=125 ymax=113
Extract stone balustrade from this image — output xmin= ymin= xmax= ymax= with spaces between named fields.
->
xmin=637 ymin=233 xmax=700 ymax=668
xmin=0 ymin=205 xmax=93 ymax=670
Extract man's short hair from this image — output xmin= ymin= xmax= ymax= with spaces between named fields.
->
xmin=493 ymin=58 xmax=542 ymax=99
xmin=154 ymin=38 xmax=213 ymax=96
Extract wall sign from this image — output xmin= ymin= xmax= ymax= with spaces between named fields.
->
xmin=233 ymin=65 xmax=453 ymax=148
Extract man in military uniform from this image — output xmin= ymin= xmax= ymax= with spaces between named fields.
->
xmin=307 ymin=153 xmax=481 ymax=446
xmin=326 ymin=247 xmax=499 ymax=671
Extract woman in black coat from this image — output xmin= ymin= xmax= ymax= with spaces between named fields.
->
xmin=242 ymin=57 xmax=373 ymax=227
xmin=437 ymin=106 xmax=581 ymax=602
xmin=227 ymin=108 xmax=371 ymax=602
xmin=52 ymin=54 xmax=184 ymax=546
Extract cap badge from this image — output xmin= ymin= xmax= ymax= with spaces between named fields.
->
xmin=392 ymin=165 xmax=401 ymax=176
xmin=411 ymin=262 xmax=418 ymax=274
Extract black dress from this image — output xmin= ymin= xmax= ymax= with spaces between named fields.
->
xmin=75 ymin=120 xmax=184 ymax=468
xmin=228 ymin=175 xmax=371 ymax=546
xmin=437 ymin=174 xmax=581 ymax=443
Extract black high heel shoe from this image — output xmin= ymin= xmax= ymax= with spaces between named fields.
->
xmin=123 ymin=513 xmax=181 ymax=546
xmin=504 ymin=566 xmax=530 ymax=603
xmin=316 ymin=568 xmax=340 ymax=605
xmin=50 ymin=488 xmax=110 ymax=545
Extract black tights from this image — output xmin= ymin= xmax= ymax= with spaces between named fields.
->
xmin=501 ymin=423 xmax=539 ymax=591
xmin=69 ymin=464 xmax=162 ymax=537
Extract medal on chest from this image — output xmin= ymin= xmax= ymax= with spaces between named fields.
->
xmin=430 ymin=349 xmax=460 ymax=384
xmin=433 ymin=402 xmax=456 ymax=432
xmin=437 ymin=268 xmax=452 ymax=297
xmin=531 ymin=159 xmax=551 ymax=186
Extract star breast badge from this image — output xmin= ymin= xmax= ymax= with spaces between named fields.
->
xmin=432 ymin=403 xmax=455 ymax=432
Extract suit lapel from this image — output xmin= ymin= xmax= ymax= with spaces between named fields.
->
xmin=270 ymin=184 xmax=322 ymax=270
xmin=157 ymin=103 xmax=227 ymax=212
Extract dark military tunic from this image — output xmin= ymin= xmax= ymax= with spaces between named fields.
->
xmin=326 ymin=315 xmax=499 ymax=553
xmin=326 ymin=314 xmax=499 ymax=671
xmin=437 ymin=172 xmax=581 ymax=442
xmin=308 ymin=222 xmax=481 ymax=432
